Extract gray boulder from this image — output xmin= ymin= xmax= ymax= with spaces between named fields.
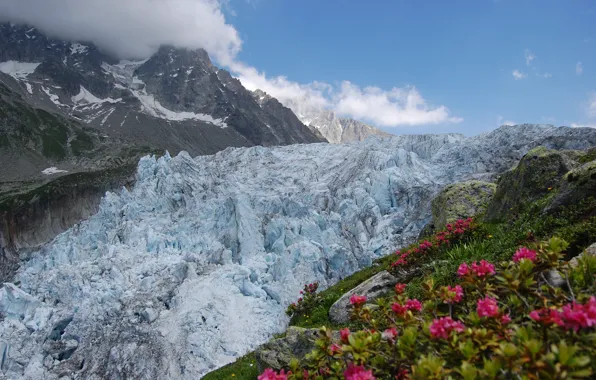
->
xmin=329 ymin=271 xmax=398 ymax=325
xmin=484 ymin=147 xmax=581 ymax=222
xmin=255 ymin=327 xmax=320 ymax=372
xmin=430 ymin=180 xmax=496 ymax=230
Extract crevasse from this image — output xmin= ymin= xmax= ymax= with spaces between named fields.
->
xmin=1 ymin=125 xmax=595 ymax=379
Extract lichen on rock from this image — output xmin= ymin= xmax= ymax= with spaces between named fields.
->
xmin=548 ymin=159 xmax=596 ymax=213
xmin=255 ymin=327 xmax=322 ymax=372
xmin=430 ymin=180 xmax=496 ymax=230
xmin=484 ymin=147 xmax=581 ymax=222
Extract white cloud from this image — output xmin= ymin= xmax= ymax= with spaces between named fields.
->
xmin=497 ymin=116 xmax=516 ymax=126
xmin=570 ymin=123 xmax=596 ymax=129
xmin=0 ymin=0 xmax=242 ymax=63
xmin=512 ymin=70 xmax=527 ymax=80
xmin=524 ymin=49 xmax=535 ymax=66
xmin=576 ymin=62 xmax=583 ymax=75
xmin=231 ymin=62 xmax=463 ymax=127
xmin=588 ymin=93 xmax=596 ymax=118
xmin=543 ymin=72 xmax=552 ymax=78
xmin=1 ymin=0 xmax=462 ymax=128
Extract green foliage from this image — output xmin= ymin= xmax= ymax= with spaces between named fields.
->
xmin=201 ymin=352 xmax=259 ymax=380
xmin=263 ymin=237 xmax=596 ymax=379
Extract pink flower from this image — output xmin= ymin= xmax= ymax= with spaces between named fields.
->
xmin=344 ymin=363 xmax=375 ymax=380
xmin=584 ymin=297 xmax=596 ymax=327
xmin=477 ymin=296 xmax=499 ymax=318
xmin=340 ymin=328 xmax=351 ymax=343
xmin=349 ymin=295 xmax=367 ymax=307
xmin=329 ymin=343 xmax=342 ymax=355
xmin=558 ymin=298 xmax=596 ymax=332
xmin=512 ymin=247 xmax=537 ymax=263
xmin=457 ymin=263 xmax=470 ymax=277
xmin=405 ymin=299 xmax=423 ymax=312
xmin=396 ymin=368 xmax=410 ymax=380
xmin=501 ymin=313 xmax=512 ymax=324
xmin=441 ymin=285 xmax=464 ymax=304
xmin=529 ymin=308 xmax=563 ymax=326
xmin=471 ymin=260 xmax=495 ymax=277
xmin=258 ymin=368 xmax=291 ymax=380
xmin=429 ymin=317 xmax=465 ymax=339
xmin=382 ymin=327 xmax=398 ymax=340
xmin=395 ymin=283 xmax=407 ymax=294
xmin=391 ymin=303 xmax=407 ymax=316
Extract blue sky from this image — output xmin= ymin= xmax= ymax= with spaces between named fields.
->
xmin=224 ymin=0 xmax=596 ymax=135
xmin=2 ymin=0 xmax=594 ymax=136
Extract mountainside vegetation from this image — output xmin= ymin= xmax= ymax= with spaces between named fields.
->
xmin=205 ymin=146 xmax=596 ymax=380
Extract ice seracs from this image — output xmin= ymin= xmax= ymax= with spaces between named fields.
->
xmin=1 ymin=125 xmax=595 ymax=379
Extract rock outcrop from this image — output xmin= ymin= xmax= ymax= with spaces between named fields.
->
xmin=255 ymin=327 xmax=322 ymax=372
xmin=329 ymin=271 xmax=398 ymax=324
xmin=484 ymin=147 xmax=582 ymax=222
xmin=429 ymin=180 xmax=496 ymax=230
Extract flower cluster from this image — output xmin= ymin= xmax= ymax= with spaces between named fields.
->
xmin=350 ymin=294 xmax=367 ymax=307
xmin=285 ymin=282 xmax=321 ymax=318
xmin=439 ymin=285 xmax=464 ymax=304
xmin=457 ymin=260 xmax=495 ymax=278
xmin=530 ymin=297 xmax=596 ymax=332
xmin=261 ymin=237 xmax=596 ymax=379
xmin=344 ymin=363 xmax=375 ymax=380
xmin=258 ymin=368 xmax=291 ymax=380
xmin=512 ymin=247 xmax=538 ymax=263
xmin=477 ymin=296 xmax=500 ymax=318
xmin=429 ymin=316 xmax=466 ymax=339
xmin=390 ymin=218 xmax=476 ymax=272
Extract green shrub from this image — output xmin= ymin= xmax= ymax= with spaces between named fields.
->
xmin=260 ymin=237 xmax=596 ymax=379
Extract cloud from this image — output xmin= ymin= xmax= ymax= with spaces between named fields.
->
xmin=570 ymin=123 xmax=596 ymax=129
xmin=231 ymin=62 xmax=463 ymax=127
xmin=576 ymin=62 xmax=583 ymax=75
xmin=512 ymin=70 xmax=527 ymax=80
xmin=0 ymin=0 xmax=242 ymax=63
xmin=1 ymin=0 xmax=462 ymax=128
xmin=497 ymin=116 xmax=516 ymax=126
xmin=543 ymin=72 xmax=552 ymax=78
xmin=524 ymin=49 xmax=535 ymax=66
xmin=588 ymin=93 xmax=596 ymax=118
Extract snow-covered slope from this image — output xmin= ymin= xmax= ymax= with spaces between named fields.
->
xmin=1 ymin=125 xmax=596 ymax=379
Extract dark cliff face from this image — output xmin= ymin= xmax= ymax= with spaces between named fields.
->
xmin=0 ymin=164 xmax=141 ymax=282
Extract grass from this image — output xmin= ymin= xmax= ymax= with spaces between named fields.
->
xmin=201 ymin=353 xmax=259 ymax=380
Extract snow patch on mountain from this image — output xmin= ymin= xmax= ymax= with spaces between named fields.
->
xmin=72 ymin=86 xmax=122 ymax=105
xmin=70 ymin=43 xmax=88 ymax=55
xmin=0 ymin=61 xmax=40 ymax=80
xmin=41 ymin=86 xmax=63 ymax=107
xmin=129 ymin=80 xmax=229 ymax=127
xmin=100 ymin=61 xmax=228 ymax=128
xmin=41 ymin=167 xmax=68 ymax=175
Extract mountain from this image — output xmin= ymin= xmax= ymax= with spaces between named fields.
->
xmin=1 ymin=124 xmax=595 ymax=379
xmin=0 ymin=23 xmax=325 ymax=159
xmin=253 ymin=90 xmax=391 ymax=143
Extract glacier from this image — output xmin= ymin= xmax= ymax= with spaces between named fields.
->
xmin=1 ymin=125 xmax=596 ymax=379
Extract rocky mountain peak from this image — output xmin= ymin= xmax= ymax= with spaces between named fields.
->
xmin=0 ymin=22 xmax=326 ymax=163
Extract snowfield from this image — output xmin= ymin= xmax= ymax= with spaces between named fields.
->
xmin=1 ymin=125 xmax=596 ymax=379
